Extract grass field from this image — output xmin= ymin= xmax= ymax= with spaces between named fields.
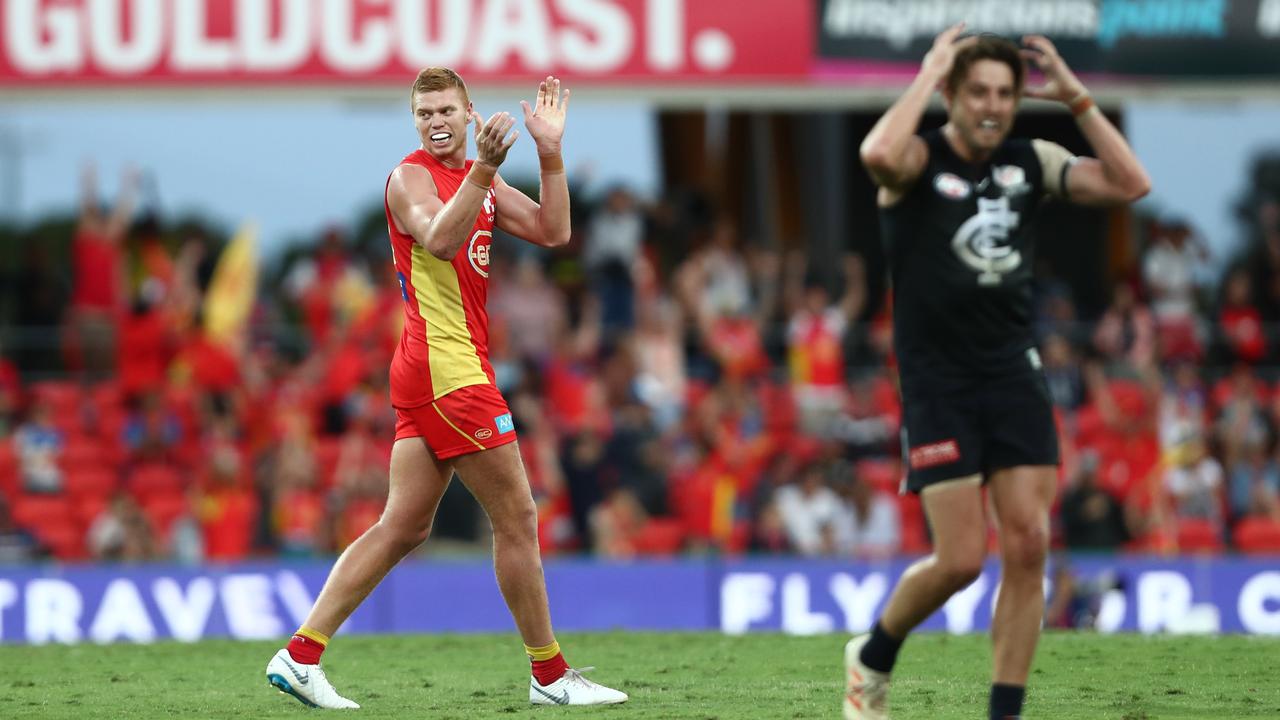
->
xmin=1 ymin=631 xmax=1277 ymax=719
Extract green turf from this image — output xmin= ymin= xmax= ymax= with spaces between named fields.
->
xmin=1 ymin=632 xmax=1277 ymax=719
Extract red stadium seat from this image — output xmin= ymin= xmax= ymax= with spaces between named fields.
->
xmin=127 ymin=464 xmax=185 ymax=500
xmin=1175 ymin=518 xmax=1224 ymax=553
xmin=11 ymin=494 xmax=74 ymax=528
xmin=0 ymin=439 xmax=17 ymax=498
xmin=73 ymin=495 xmax=110 ymax=528
xmin=855 ymin=458 xmax=901 ymax=494
xmin=63 ymin=466 xmax=119 ymax=499
xmin=1233 ymin=517 xmax=1280 ymax=554
xmin=61 ymin=436 xmax=108 ymax=468
xmin=33 ymin=519 xmax=85 ymax=560
xmin=89 ymin=381 xmax=124 ymax=412
xmin=142 ymin=492 xmax=190 ymax=539
xmin=30 ymin=380 xmax=81 ymax=413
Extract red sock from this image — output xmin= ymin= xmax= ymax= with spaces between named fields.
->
xmin=531 ymin=652 xmax=569 ymax=686
xmin=286 ymin=633 xmax=326 ymax=665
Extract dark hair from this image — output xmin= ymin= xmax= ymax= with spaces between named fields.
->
xmin=946 ymin=35 xmax=1025 ymax=95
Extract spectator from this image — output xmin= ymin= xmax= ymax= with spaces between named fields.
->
xmin=489 ymin=255 xmax=567 ymax=363
xmin=785 ymin=254 xmax=866 ymax=435
xmin=832 ymin=376 xmax=898 ymax=457
xmin=284 ymin=227 xmax=367 ymax=349
xmin=87 ymin=494 xmax=156 ymax=561
xmin=68 ymin=164 xmax=137 ymax=379
xmin=773 ymin=459 xmax=853 ymax=556
xmin=121 ymin=391 xmax=183 ymax=468
xmin=1093 ymin=283 xmax=1156 ymax=371
xmin=199 ymin=436 xmax=258 ymax=560
xmin=1227 ymin=435 xmax=1280 ymax=520
xmin=14 ymin=399 xmax=64 ymax=493
xmin=117 ymin=294 xmax=174 ymax=398
xmin=1142 ymin=218 xmax=1207 ymax=361
xmin=844 ymin=475 xmax=901 ymax=558
xmin=584 ymin=187 xmax=645 ymax=334
xmin=0 ymin=345 xmax=20 ymax=436
xmin=676 ymin=218 xmax=753 ymax=323
xmin=1042 ymin=333 xmax=1085 ymax=411
xmin=1060 ymin=451 xmax=1130 ymax=549
xmin=1162 ymin=434 xmax=1225 ymax=528
xmin=632 ymin=297 xmax=687 ymax=431
xmin=1216 ymin=267 xmax=1266 ymax=364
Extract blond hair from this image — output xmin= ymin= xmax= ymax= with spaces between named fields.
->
xmin=410 ymin=67 xmax=470 ymax=111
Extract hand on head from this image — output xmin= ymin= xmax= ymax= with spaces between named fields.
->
xmin=1020 ymin=34 xmax=1087 ymax=104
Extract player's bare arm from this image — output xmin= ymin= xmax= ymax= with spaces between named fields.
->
xmin=861 ymin=24 xmax=975 ymax=197
xmin=106 ymin=166 xmax=140 ymax=240
xmin=1021 ymin=35 xmax=1151 ymax=206
xmin=390 ymin=110 xmax=518 ymax=260
xmin=78 ymin=163 xmax=138 ymax=240
xmin=494 ymin=76 xmax=572 ymax=247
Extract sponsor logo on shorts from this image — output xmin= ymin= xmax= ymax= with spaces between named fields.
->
xmin=933 ymin=172 xmax=971 ymax=200
xmin=474 ymin=428 xmax=493 ymax=440
xmin=909 ymin=439 xmax=961 ymax=470
xmin=494 ymin=413 xmax=515 ymax=434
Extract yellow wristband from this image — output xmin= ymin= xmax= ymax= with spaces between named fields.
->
xmin=538 ymin=153 xmax=565 ymax=174
xmin=468 ymin=162 xmax=496 ymax=189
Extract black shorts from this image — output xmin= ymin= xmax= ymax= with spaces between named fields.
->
xmin=900 ymin=372 xmax=1059 ymax=493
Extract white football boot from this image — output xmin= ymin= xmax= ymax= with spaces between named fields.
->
xmin=265 ymin=648 xmax=360 ymax=709
xmin=844 ymin=635 xmax=891 ymax=720
xmin=529 ymin=667 xmax=628 ymax=706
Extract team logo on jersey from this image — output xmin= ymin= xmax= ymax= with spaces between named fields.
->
xmin=992 ymin=165 xmax=1030 ymax=196
xmin=952 ymin=196 xmax=1022 ymax=286
xmin=474 ymin=428 xmax=493 ymax=440
xmin=482 ymin=189 xmax=496 ymax=223
xmin=933 ymin=172 xmax=971 ymax=200
xmin=467 ymin=230 xmax=492 ymax=278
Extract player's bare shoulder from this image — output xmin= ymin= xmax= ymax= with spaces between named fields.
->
xmin=387 ymin=163 xmax=441 ymax=235
xmin=872 ymin=136 xmax=931 ymax=207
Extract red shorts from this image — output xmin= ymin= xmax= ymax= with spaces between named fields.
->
xmin=394 ymin=383 xmax=518 ymax=460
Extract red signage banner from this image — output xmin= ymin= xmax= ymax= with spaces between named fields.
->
xmin=0 ymin=0 xmax=813 ymax=86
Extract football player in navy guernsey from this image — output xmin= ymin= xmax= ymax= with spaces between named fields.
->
xmin=843 ymin=24 xmax=1150 ymax=720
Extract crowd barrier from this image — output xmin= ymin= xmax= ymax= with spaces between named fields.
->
xmin=1 ymin=556 xmax=1278 ymax=644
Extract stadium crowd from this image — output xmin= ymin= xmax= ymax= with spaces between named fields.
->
xmin=3 ymin=160 xmax=1280 ymax=565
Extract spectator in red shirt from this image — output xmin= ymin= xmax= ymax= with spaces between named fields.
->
xmin=118 ymin=295 xmax=175 ymax=398
xmin=785 ymin=254 xmax=866 ymax=435
xmin=0 ymin=344 xmax=19 ymax=436
xmin=68 ymin=164 xmax=137 ymax=379
xmin=1217 ymin=267 xmax=1266 ymax=364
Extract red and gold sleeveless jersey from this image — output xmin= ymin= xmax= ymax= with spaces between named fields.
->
xmin=385 ymin=150 xmax=497 ymax=408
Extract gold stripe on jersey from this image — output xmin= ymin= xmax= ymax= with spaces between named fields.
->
xmin=410 ymin=244 xmax=489 ymax=399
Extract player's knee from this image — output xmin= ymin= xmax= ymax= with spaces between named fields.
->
xmin=381 ymin=518 xmax=432 ymax=552
xmin=1001 ymin=523 xmax=1048 ymax=574
xmin=938 ymin=553 xmax=984 ymax=590
xmin=492 ymin=502 xmax=538 ymax=542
